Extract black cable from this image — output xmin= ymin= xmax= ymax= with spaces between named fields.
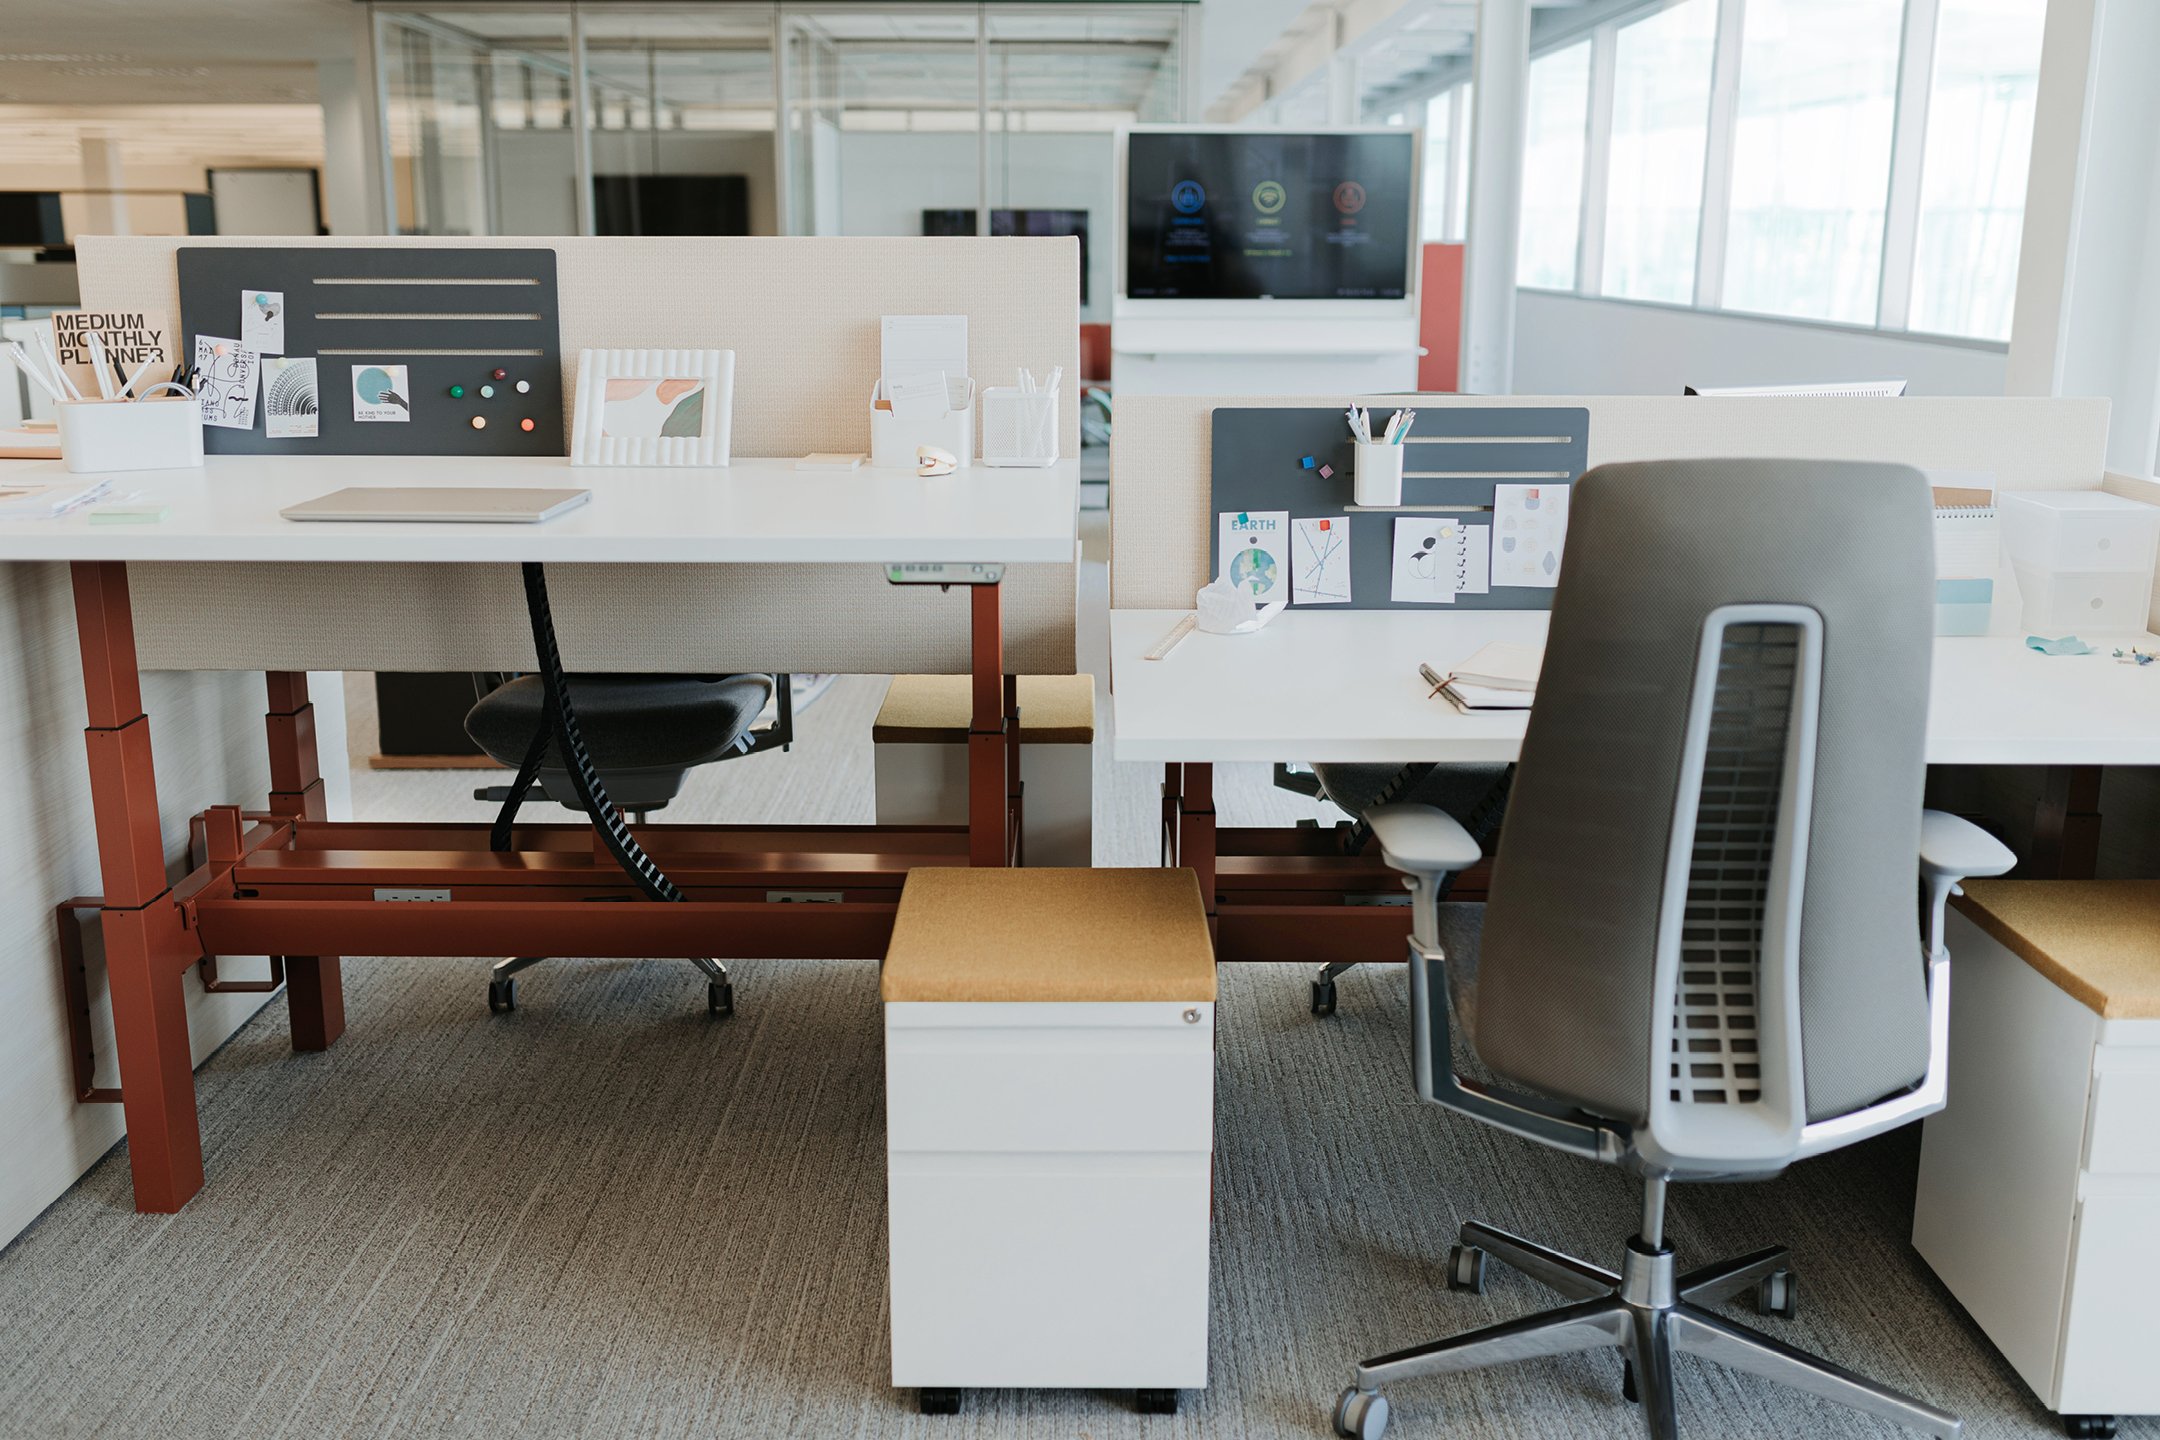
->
xmin=519 ymin=561 xmax=683 ymax=903
xmin=489 ymin=715 xmax=551 ymax=853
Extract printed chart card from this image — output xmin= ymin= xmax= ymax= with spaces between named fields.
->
xmin=351 ymin=363 xmax=410 ymax=423
xmin=263 ymin=357 xmax=319 ymax=439
xmin=240 ymin=290 xmax=285 ymax=355
xmin=1217 ymin=509 xmax=1289 ymax=605
xmin=1492 ymin=483 xmax=1569 ymax=588
xmin=1290 ymin=516 xmax=1352 ymax=604
xmin=1391 ymin=517 xmax=1464 ymax=604
xmin=192 ymin=335 xmax=260 ymax=430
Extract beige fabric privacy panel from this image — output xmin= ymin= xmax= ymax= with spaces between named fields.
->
xmin=128 ymin=559 xmax=1077 ymax=676
xmin=1110 ymin=394 xmax=2113 ymax=609
xmin=75 ymin=235 xmax=1080 ymax=457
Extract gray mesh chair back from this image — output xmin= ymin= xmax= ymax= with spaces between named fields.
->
xmin=1475 ymin=459 xmax=1935 ymax=1171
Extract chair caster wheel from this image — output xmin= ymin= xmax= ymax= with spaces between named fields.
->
xmin=1446 ymin=1243 xmax=1487 ymax=1294
xmin=1334 ymin=1387 xmax=1389 ymax=1439
xmin=1312 ymin=978 xmax=1338 ymax=1017
xmin=1135 ymin=1388 xmax=1177 ymax=1414
xmin=2063 ymin=1417 xmax=2118 ymax=1438
xmin=708 ymin=980 xmax=734 ymax=1019
xmin=1754 ymin=1267 xmax=1798 ymax=1320
xmin=487 ymin=977 xmax=516 ymax=1014
xmin=1622 ymin=1359 xmax=1638 ymax=1404
xmin=918 ymin=1388 xmax=959 ymax=1416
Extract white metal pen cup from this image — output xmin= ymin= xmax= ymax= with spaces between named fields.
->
xmin=1354 ymin=441 xmax=1404 ymax=507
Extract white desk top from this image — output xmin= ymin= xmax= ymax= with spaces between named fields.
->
xmin=1110 ymin=609 xmax=2160 ymax=768
xmin=0 ymin=455 xmax=1082 ymax=565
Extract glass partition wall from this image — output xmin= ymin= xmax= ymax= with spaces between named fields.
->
xmin=372 ymin=1 xmax=1192 ymax=273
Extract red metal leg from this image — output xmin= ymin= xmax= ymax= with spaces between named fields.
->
xmin=71 ymin=560 xmax=205 ymax=1213
xmin=2031 ymin=764 xmax=2102 ymax=879
xmin=265 ymin=672 xmax=345 ymax=1051
xmin=1179 ymin=762 xmax=1217 ymax=936
xmin=967 ymin=583 xmax=1010 ymax=867
xmin=1004 ymin=673 xmax=1024 ymax=866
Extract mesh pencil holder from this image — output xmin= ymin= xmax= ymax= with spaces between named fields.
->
xmin=979 ymin=387 xmax=1059 ymax=469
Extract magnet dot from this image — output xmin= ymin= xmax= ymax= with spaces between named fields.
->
xmin=470 ymin=415 xmax=486 ymax=430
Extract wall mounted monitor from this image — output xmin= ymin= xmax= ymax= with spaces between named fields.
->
xmin=594 ymin=175 xmax=750 ymax=236
xmin=922 ymin=209 xmax=1089 ymax=305
xmin=1124 ymin=130 xmax=1415 ymax=301
xmin=0 ymin=192 xmax=65 ymax=249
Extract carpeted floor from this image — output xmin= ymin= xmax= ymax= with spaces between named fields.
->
xmin=0 ymin=527 xmax=2144 ymax=1439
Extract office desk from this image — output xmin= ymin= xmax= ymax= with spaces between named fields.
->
xmin=4 ymin=454 xmax=1081 ymax=1214
xmin=1109 ymin=608 xmax=2160 ymax=960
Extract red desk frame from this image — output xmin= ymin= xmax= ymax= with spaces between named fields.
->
xmin=65 ymin=559 xmax=1022 ymax=1214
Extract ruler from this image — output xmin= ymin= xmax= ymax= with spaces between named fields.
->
xmin=1144 ymin=614 xmax=1197 ymax=660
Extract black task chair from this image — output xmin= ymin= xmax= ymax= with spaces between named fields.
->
xmin=463 ymin=670 xmax=791 ymax=1017
xmin=1274 ymin=761 xmax=1513 ymax=1015
xmin=1329 ymin=458 xmax=2015 ymax=1440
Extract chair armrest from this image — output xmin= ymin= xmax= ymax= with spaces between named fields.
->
xmin=1918 ymin=809 xmax=2015 ymax=962
xmin=1367 ymin=804 xmax=1481 ymax=876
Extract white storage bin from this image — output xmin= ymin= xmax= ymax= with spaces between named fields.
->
xmin=870 ymin=377 xmax=973 ymax=470
xmin=2002 ymin=491 xmax=2160 ymax=573
xmin=2013 ymin=564 xmax=2154 ymax=636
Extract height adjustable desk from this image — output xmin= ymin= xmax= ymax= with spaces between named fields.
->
xmin=4 ymin=452 xmax=1081 ymax=1215
xmin=1110 ymin=606 xmax=2160 ymax=964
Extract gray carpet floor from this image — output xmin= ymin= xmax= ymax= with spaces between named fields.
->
xmin=0 ymin=522 xmax=2144 ymax=1439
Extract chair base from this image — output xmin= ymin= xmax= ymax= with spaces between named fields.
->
xmin=1335 ymin=1221 xmax=1960 ymax=1440
xmin=486 ymin=955 xmax=732 ymax=1018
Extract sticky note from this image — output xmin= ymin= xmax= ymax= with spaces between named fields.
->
xmin=1300 ymin=455 xmax=1318 ymax=470
xmin=1318 ymin=464 xmax=1334 ymax=479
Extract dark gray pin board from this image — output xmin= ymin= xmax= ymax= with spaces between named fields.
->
xmin=176 ymin=246 xmax=565 ymax=456
xmin=1209 ymin=406 xmax=1590 ymax=611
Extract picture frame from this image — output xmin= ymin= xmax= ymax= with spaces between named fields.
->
xmin=570 ymin=348 xmax=735 ymax=466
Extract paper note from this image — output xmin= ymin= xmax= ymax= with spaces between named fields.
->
xmin=1291 ymin=516 xmax=1352 ymax=604
xmin=882 ymin=314 xmax=968 ymax=390
xmin=1460 ymin=523 xmax=1491 ymax=595
xmin=1492 ymin=483 xmax=1569 ymax=588
xmin=240 ymin=290 xmax=285 ymax=355
xmin=350 ymin=363 xmax=410 ymax=423
xmin=50 ymin=310 xmax=169 ymax=398
xmin=1392 ymin=517 xmax=1464 ymax=604
xmin=1218 ymin=509 xmax=1289 ymax=605
xmin=193 ymin=335 xmax=260 ymax=430
xmin=263 ymin=356 xmax=319 ymax=439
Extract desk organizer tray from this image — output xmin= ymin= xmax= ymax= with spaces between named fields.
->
xmin=178 ymin=246 xmax=565 ymax=457
xmin=1209 ymin=406 xmax=1590 ymax=612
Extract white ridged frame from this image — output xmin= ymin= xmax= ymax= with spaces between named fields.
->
xmin=571 ymin=348 xmax=735 ymax=467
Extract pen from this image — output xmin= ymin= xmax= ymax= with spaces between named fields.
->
xmin=1419 ymin=662 xmax=1448 ymax=697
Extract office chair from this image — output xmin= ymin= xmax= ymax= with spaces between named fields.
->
xmin=1276 ymin=761 xmax=1512 ymax=1015
xmin=463 ymin=669 xmax=788 ymax=1018
xmin=1329 ymin=458 xmax=2016 ymax=1440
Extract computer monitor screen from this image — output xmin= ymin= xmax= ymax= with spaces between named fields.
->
xmin=1124 ymin=130 xmax=1415 ymax=301
xmin=0 ymin=192 xmax=65 ymax=248
xmin=593 ymin=175 xmax=750 ymax=236
xmin=1683 ymin=380 xmax=1908 ymax=397
xmin=922 ymin=208 xmax=1089 ymax=305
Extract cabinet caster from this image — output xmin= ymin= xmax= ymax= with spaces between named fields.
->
xmin=1135 ymin=1388 xmax=1177 ymax=1414
xmin=1753 ymin=1268 xmax=1798 ymax=1320
xmin=487 ymin=977 xmax=517 ymax=1014
xmin=2062 ymin=1417 xmax=2118 ymax=1438
xmin=708 ymin=980 xmax=734 ymax=1019
xmin=1333 ymin=1387 xmax=1389 ymax=1439
xmin=1312 ymin=978 xmax=1338 ymax=1017
xmin=1622 ymin=1359 xmax=1638 ymax=1404
xmin=917 ymin=1388 xmax=959 ymax=1416
xmin=1446 ymin=1243 xmax=1487 ymax=1294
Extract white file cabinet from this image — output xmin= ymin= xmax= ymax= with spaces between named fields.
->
xmin=873 ymin=673 xmax=1095 ymax=866
xmin=881 ymin=867 xmax=1217 ymax=1418
xmin=1914 ymin=882 xmax=2160 ymax=1437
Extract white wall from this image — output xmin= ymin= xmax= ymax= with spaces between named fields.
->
xmin=493 ymin=130 xmax=779 ymax=238
xmin=1513 ymin=290 xmax=2009 ymax=397
xmin=0 ymin=565 xmax=350 ymax=1245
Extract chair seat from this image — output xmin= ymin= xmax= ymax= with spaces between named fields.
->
xmin=1310 ymin=761 xmax=1509 ymax=822
xmin=464 ymin=673 xmax=772 ymax=772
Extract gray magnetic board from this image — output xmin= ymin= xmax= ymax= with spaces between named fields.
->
xmin=177 ymin=246 xmax=565 ymax=457
xmin=1209 ymin=406 xmax=1590 ymax=611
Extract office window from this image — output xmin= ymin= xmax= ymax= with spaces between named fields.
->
xmin=1722 ymin=0 xmax=1904 ymax=324
xmin=1517 ymin=42 xmax=1591 ymax=290
xmin=1907 ymin=0 xmax=2045 ymax=340
xmin=1602 ymin=0 xmax=1718 ymax=304
xmin=1420 ymin=89 xmax=1455 ymax=242
xmin=1453 ymin=82 xmax=1473 ymax=241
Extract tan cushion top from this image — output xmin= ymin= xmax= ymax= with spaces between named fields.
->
xmin=882 ymin=867 xmax=1216 ymax=1003
xmin=1954 ymin=880 xmax=2160 ymax=1019
xmin=873 ymin=673 xmax=1096 ymax=745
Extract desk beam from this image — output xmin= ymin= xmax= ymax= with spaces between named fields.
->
xmin=69 ymin=560 xmax=206 ymax=1214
